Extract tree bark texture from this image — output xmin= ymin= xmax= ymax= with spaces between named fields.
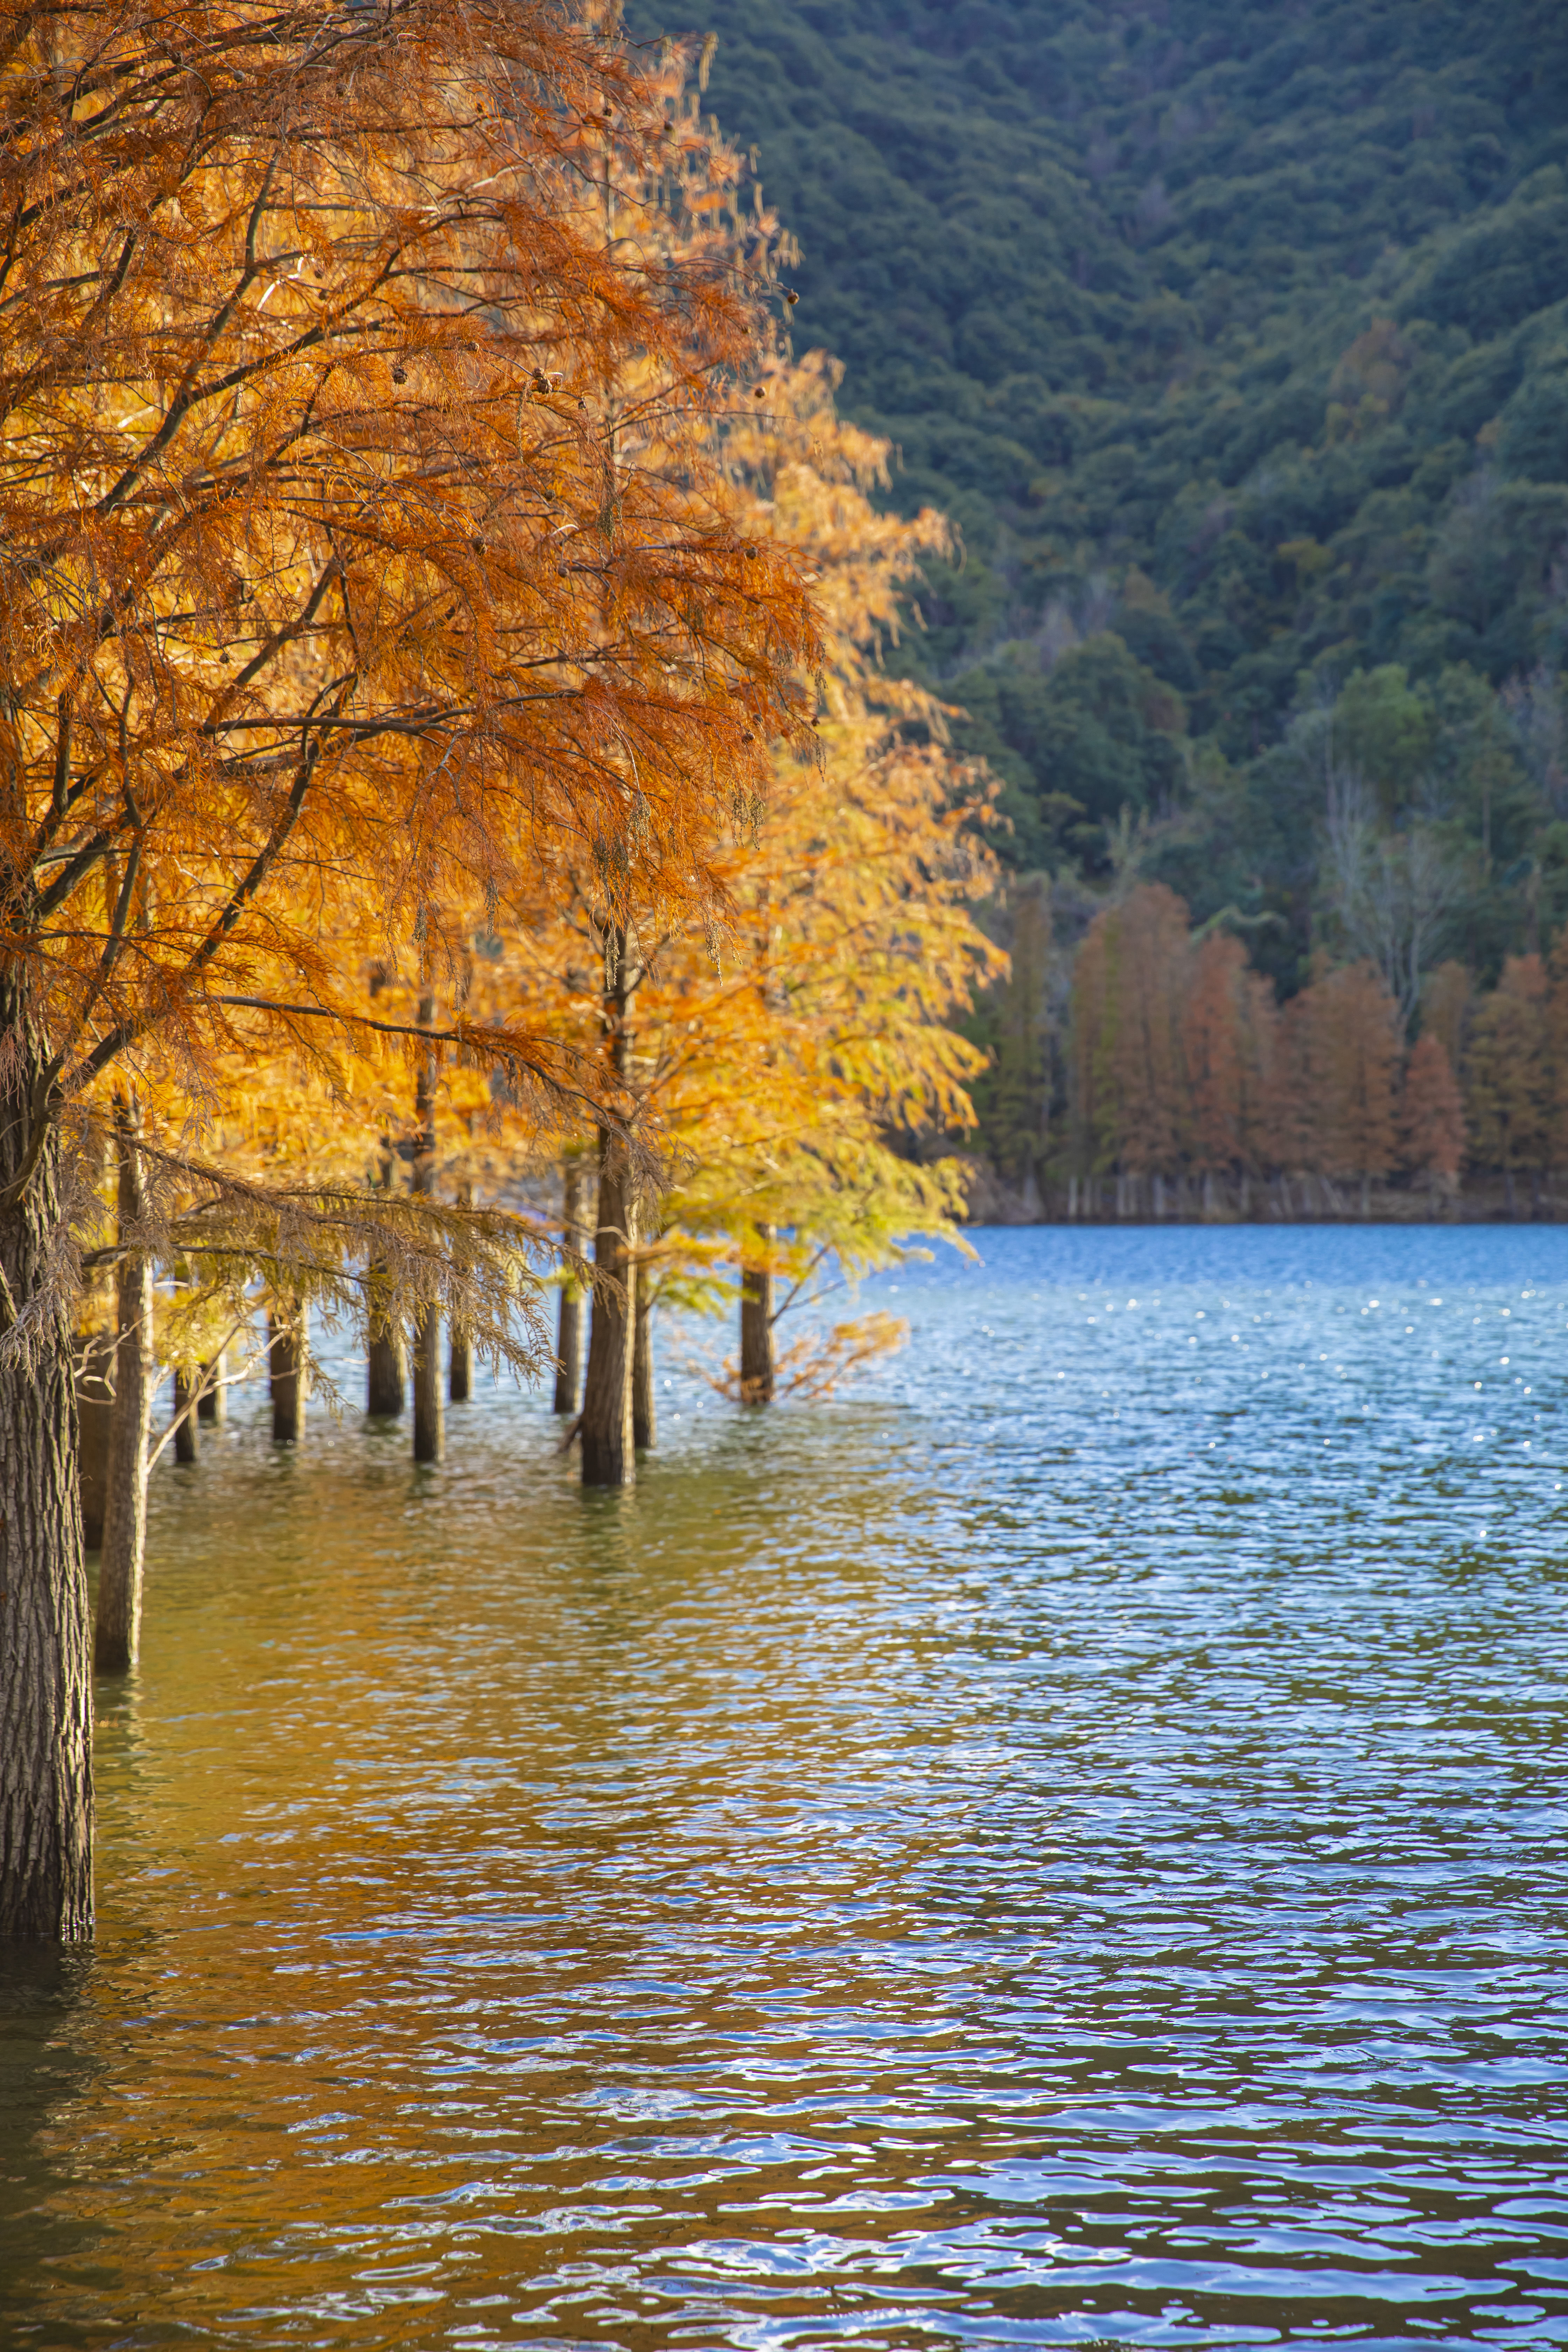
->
xmin=172 ymin=1367 xmax=199 ymax=1464
xmin=632 ymin=1254 xmax=655 ymax=1451
xmin=95 ymin=1104 xmax=153 ymax=1674
xmin=366 ymin=1318 xmax=405 ymax=1416
xmin=553 ymin=1150 xmax=589 ymax=1415
xmin=197 ymin=1348 xmax=225 ymax=1423
xmin=74 ymin=1330 xmax=114 ymax=1550
xmin=581 ymin=1134 xmax=634 ymax=1487
xmin=0 ymin=986 xmax=94 ymax=1940
xmin=269 ymin=1304 xmax=305 ymax=1444
xmin=413 ymin=1307 xmax=444 ymax=1462
xmin=740 ymin=1230 xmax=776 ymax=1406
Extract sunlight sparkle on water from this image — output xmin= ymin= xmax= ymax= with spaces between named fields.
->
xmin=2 ymin=1224 xmax=1566 ymax=2351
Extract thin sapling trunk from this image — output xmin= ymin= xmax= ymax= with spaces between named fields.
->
xmin=95 ymin=1101 xmax=153 ymax=1673
xmin=553 ymin=1150 xmax=589 ymax=1415
xmin=197 ymin=1350 xmax=226 ymax=1424
xmin=580 ymin=929 xmax=636 ymax=1488
xmin=74 ymin=1330 xmax=114 ymax=1551
xmin=632 ymin=1250 xmax=655 ymax=1451
xmin=581 ymin=1135 xmax=634 ymax=1486
xmin=411 ymin=995 xmax=442 ymax=1465
xmin=449 ymin=1182 xmax=474 ymax=1402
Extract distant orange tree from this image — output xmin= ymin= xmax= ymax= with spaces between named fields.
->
xmin=1465 ymin=955 xmax=1551 ymax=1212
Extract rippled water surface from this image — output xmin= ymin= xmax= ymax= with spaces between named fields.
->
xmin=4 ymin=1225 xmax=1568 ymax=2350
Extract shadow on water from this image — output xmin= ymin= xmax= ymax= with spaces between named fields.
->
xmin=2 ymin=1230 xmax=1567 ymax=2345
xmin=0 ymin=1941 xmax=98 ymax=2293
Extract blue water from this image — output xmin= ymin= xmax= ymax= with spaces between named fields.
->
xmin=2 ymin=1225 xmax=1567 ymax=2348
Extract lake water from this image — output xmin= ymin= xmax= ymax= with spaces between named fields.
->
xmin=3 ymin=1225 xmax=1567 ymax=2350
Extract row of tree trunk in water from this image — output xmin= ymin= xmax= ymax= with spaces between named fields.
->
xmin=76 ymin=1148 xmax=780 ymax=1676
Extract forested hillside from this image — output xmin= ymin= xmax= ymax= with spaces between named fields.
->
xmin=628 ymin=0 xmax=1568 ymax=1203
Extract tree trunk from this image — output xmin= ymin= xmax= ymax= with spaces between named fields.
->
xmin=196 ymin=1346 xmax=226 ymax=1424
xmin=632 ymin=1255 xmax=656 ymax=1450
xmin=581 ymin=926 xmax=637 ymax=1489
xmin=95 ymin=1102 xmax=153 ymax=1675
xmin=367 ymin=1317 xmax=405 ymax=1416
xmin=74 ymin=1330 xmax=114 ymax=1551
xmin=409 ymin=998 xmax=443 ymax=1465
xmin=269 ymin=1303 xmax=305 ymax=1443
xmin=172 ymin=1367 xmax=199 ymax=1465
xmin=581 ymin=1131 xmax=634 ymax=1486
xmin=447 ymin=1177 xmax=474 ymax=1403
xmin=0 ymin=983 xmax=93 ymax=1939
xmin=553 ymin=1150 xmax=589 ymax=1415
xmin=740 ymin=1227 xmax=775 ymax=1406
xmin=367 ymin=1081 xmax=404 ymax=1414
xmin=412 ymin=1306 xmax=443 ymax=1462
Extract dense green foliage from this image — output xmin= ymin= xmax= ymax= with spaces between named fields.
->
xmin=632 ymin=2 xmax=1568 ymax=928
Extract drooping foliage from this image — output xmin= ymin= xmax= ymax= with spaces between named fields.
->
xmin=1 ymin=0 xmax=993 ymax=1941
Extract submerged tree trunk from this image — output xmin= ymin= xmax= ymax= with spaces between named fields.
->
xmin=172 ymin=1367 xmax=199 ymax=1465
xmin=411 ymin=999 xmax=442 ymax=1465
xmin=581 ymin=1136 xmax=634 ymax=1486
xmin=95 ymin=1102 xmax=153 ymax=1675
xmin=74 ymin=1330 xmax=114 ymax=1551
xmin=740 ymin=1226 xmax=776 ymax=1406
xmin=0 ymin=979 xmax=94 ymax=1939
xmin=553 ymin=1150 xmax=589 ymax=1415
xmin=413 ymin=1308 xmax=443 ymax=1462
xmin=448 ymin=1181 xmax=474 ymax=1402
xmin=632 ymin=1252 xmax=656 ymax=1451
xmin=367 ymin=1318 xmax=405 ymax=1416
xmin=269 ymin=1303 xmax=305 ymax=1443
xmin=367 ymin=1097 xmax=405 ymax=1414
xmin=197 ymin=1347 xmax=225 ymax=1424
xmin=581 ymin=928 xmax=636 ymax=1489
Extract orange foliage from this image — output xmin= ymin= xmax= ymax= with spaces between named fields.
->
xmin=1465 ymin=955 xmax=1550 ymax=1177
xmin=1072 ymin=883 xmax=1191 ymax=1177
xmin=0 ymin=0 xmax=816 ymax=1188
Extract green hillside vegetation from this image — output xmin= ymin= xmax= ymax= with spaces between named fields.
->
xmin=629 ymin=0 xmax=1568 ymax=1188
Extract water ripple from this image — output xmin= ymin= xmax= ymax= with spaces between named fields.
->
xmin=2 ymin=1226 xmax=1567 ymax=2346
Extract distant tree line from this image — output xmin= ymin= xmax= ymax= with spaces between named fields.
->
xmin=966 ymin=877 xmax=1568 ymax=1220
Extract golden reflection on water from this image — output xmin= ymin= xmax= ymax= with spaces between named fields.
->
xmin=5 ymin=1227 xmax=1568 ymax=2347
